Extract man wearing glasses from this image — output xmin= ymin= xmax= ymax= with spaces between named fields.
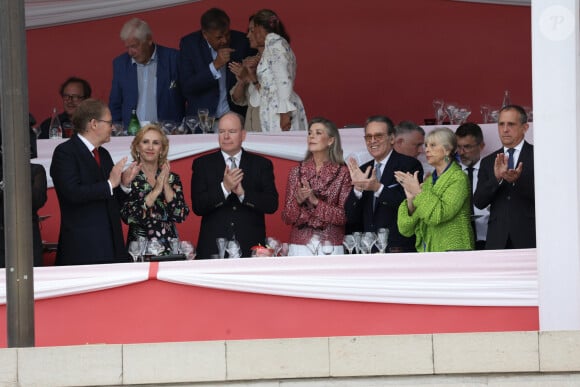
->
xmin=345 ymin=115 xmax=423 ymax=252
xmin=455 ymin=123 xmax=489 ymax=250
xmin=39 ymin=77 xmax=92 ymax=139
xmin=50 ymin=99 xmax=140 ymax=265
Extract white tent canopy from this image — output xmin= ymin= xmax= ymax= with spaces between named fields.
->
xmin=24 ymin=0 xmax=199 ymax=29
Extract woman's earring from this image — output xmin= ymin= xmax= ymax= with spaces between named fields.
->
xmin=444 ymin=155 xmax=449 ymax=163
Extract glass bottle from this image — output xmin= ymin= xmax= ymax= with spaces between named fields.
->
xmin=501 ymin=90 xmax=511 ymax=108
xmin=48 ymin=107 xmax=62 ymax=139
xmin=127 ymin=108 xmax=140 ymax=136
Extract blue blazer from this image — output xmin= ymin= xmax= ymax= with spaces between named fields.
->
xmin=345 ymin=150 xmax=424 ymax=252
xmin=109 ymin=44 xmax=185 ymax=128
xmin=50 ymin=135 xmax=129 ymax=265
xmin=178 ymin=30 xmax=254 ymax=117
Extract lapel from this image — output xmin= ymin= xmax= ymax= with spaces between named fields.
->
xmin=72 ymin=134 xmax=103 ymax=178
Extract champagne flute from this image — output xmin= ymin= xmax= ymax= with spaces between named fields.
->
xmin=216 ymin=237 xmax=227 ymax=259
xmin=198 ymin=108 xmax=209 ymax=133
xmin=128 ymin=241 xmax=141 ymax=262
xmin=226 ymin=239 xmax=241 ymax=258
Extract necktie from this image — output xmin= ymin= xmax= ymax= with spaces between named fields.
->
xmin=229 ymin=156 xmax=237 ymax=169
xmin=374 ymin=162 xmax=382 ymax=208
xmin=92 ymin=148 xmax=101 ymax=167
xmin=467 ymin=166 xmax=476 ymax=238
xmin=507 ymin=148 xmax=515 ymax=170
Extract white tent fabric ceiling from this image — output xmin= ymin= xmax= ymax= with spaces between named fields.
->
xmin=24 ymin=0 xmax=528 ymax=29
xmin=24 ymin=0 xmax=199 ymax=29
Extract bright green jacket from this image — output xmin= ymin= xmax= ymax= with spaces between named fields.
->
xmin=397 ymin=162 xmax=474 ymax=252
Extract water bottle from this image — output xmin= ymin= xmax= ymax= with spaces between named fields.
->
xmin=127 ymin=108 xmax=140 ymax=136
xmin=501 ymin=90 xmax=511 ymax=108
xmin=48 ymin=108 xmax=62 ymax=139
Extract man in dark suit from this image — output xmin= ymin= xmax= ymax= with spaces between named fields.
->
xmin=191 ymin=112 xmax=278 ymax=258
xmin=345 ymin=115 xmax=423 ymax=252
xmin=473 ymin=104 xmax=535 ymax=249
xmin=50 ymin=99 xmax=140 ymax=265
xmin=178 ymin=8 xmax=254 ymax=118
xmin=109 ymin=18 xmax=185 ymax=129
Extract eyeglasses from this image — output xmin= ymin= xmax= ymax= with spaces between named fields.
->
xmin=363 ymin=133 xmax=387 ymax=142
xmin=97 ymin=119 xmax=113 ymax=127
xmin=456 ymin=143 xmax=479 ymax=151
xmin=62 ymin=94 xmax=85 ymax=102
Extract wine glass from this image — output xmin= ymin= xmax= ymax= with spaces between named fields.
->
xmin=453 ymin=105 xmax=471 ymax=125
xmin=216 ymin=237 xmax=227 ymax=259
xmin=360 ymin=232 xmax=377 ymax=254
xmin=280 ymin=243 xmax=289 ymax=256
xmin=161 ymin=121 xmax=178 ymax=135
xmin=444 ymin=102 xmax=458 ymax=125
xmin=342 ymin=235 xmax=356 ymax=254
xmin=353 ymin=232 xmax=362 ymax=254
xmin=128 ymin=241 xmax=141 ymax=262
xmin=321 ymin=240 xmax=334 ymax=255
xmin=266 ymin=237 xmax=281 ymax=256
xmin=184 ymin=115 xmax=199 ymax=134
xmin=198 ymin=108 xmax=209 ymax=133
xmin=376 ymin=228 xmax=389 ymax=254
xmin=179 ymin=241 xmax=196 ymax=260
xmin=480 ymin=104 xmax=490 ymax=124
xmin=432 ymin=98 xmax=445 ymax=125
xmin=137 ymin=237 xmax=148 ymax=262
xmin=169 ymin=237 xmax=180 ymax=255
xmin=147 ymin=239 xmax=164 ymax=257
xmin=306 ymin=234 xmax=321 ymax=256
xmin=226 ymin=239 xmax=241 ymax=258
xmin=488 ymin=108 xmax=500 ymax=123
xmin=206 ymin=116 xmax=216 ymax=133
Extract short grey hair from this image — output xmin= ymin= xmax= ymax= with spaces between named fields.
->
xmin=426 ymin=127 xmax=457 ymax=155
xmin=120 ymin=18 xmax=152 ymax=42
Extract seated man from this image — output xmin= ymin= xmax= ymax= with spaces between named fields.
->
xmin=39 ymin=77 xmax=92 ymax=139
xmin=109 ymin=18 xmax=185 ymax=129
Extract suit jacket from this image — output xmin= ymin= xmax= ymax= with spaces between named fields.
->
xmin=50 ymin=135 xmax=129 ymax=265
xmin=191 ymin=149 xmax=279 ymax=258
xmin=473 ymin=141 xmax=536 ymax=249
xmin=345 ymin=150 xmax=423 ymax=251
xmin=178 ymin=30 xmax=254 ymax=117
xmin=109 ymin=44 xmax=185 ymax=128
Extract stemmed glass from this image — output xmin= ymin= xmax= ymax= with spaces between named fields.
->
xmin=279 ymin=243 xmax=289 ymax=257
xmin=198 ymin=108 xmax=209 ymax=133
xmin=432 ymin=98 xmax=446 ymax=125
xmin=480 ymin=104 xmax=490 ymax=124
xmin=353 ymin=232 xmax=362 ymax=254
xmin=206 ymin=116 xmax=216 ymax=133
xmin=128 ymin=241 xmax=141 ymax=262
xmin=226 ymin=239 xmax=241 ymax=258
xmin=147 ymin=239 xmax=164 ymax=257
xmin=488 ymin=108 xmax=500 ymax=123
xmin=266 ymin=237 xmax=282 ymax=256
xmin=453 ymin=105 xmax=471 ymax=125
xmin=180 ymin=241 xmax=196 ymax=260
xmin=342 ymin=235 xmax=356 ymax=255
xmin=138 ymin=237 xmax=148 ymax=261
xmin=321 ymin=240 xmax=334 ymax=255
xmin=360 ymin=232 xmax=377 ymax=254
xmin=216 ymin=237 xmax=227 ymax=259
xmin=376 ymin=228 xmax=389 ymax=254
xmin=184 ymin=116 xmax=199 ymax=134
xmin=306 ymin=234 xmax=321 ymax=256
xmin=161 ymin=121 xmax=178 ymax=135
xmin=444 ymin=102 xmax=458 ymax=125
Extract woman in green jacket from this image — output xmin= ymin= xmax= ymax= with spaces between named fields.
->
xmin=395 ymin=127 xmax=473 ymax=252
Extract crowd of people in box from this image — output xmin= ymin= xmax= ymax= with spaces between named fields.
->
xmin=0 ymin=7 xmax=535 ymax=266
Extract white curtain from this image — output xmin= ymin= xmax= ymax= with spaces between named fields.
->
xmin=25 ymin=0 xmax=199 ymax=29
xmin=0 ymin=249 xmax=538 ymax=307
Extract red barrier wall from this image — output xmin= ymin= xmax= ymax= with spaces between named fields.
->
xmin=26 ymin=0 xmax=531 ymax=128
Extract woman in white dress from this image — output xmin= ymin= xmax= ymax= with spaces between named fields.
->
xmin=247 ymin=9 xmax=308 ymax=132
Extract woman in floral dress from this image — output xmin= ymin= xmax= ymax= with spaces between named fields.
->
xmin=121 ymin=124 xmax=189 ymax=254
xmin=246 ymin=9 xmax=307 ymax=132
xmin=282 ymin=117 xmax=352 ymax=256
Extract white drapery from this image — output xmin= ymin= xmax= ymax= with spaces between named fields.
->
xmin=0 ymin=250 xmax=538 ymax=307
xmin=24 ymin=0 xmax=199 ymax=29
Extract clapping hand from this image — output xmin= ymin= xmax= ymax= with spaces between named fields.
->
xmin=394 ymin=170 xmax=422 ymax=199
xmin=228 ymin=61 xmax=248 ymax=82
xmin=347 ymin=157 xmax=380 ymax=192
xmin=223 ymin=164 xmax=244 ymax=196
xmin=494 ymin=153 xmax=522 ymax=183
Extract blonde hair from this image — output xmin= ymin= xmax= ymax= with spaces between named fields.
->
xmin=130 ymin=124 xmax=169 ymax=165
